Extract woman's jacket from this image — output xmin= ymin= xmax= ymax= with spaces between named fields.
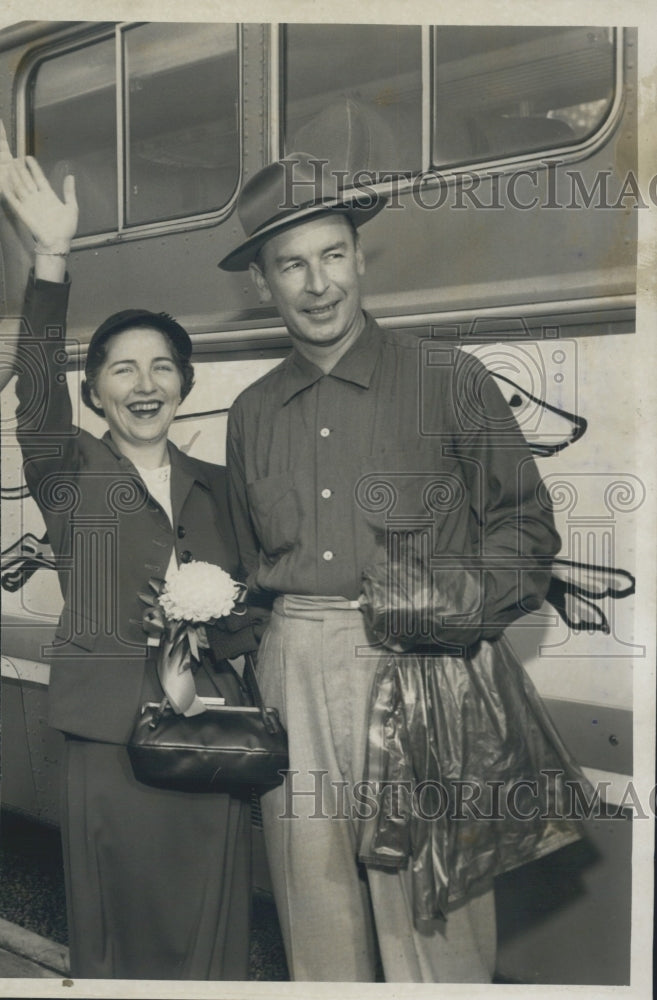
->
xmin=15 ymin=273 xmax=257 ymax=744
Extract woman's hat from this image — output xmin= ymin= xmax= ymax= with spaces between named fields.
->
xmin=218 ymin=152 xmax=386 ymax=272
xmin=85 ymin=309 xmax=192 ymax=373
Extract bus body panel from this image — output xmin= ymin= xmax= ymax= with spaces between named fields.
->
xmin=0 ymin=20 xmax=640 ymax=986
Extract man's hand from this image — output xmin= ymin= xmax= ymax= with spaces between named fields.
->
xmin=0 ymin=120 xmax=78 ymax=252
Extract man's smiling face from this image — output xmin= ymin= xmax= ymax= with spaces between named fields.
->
xmin=250 ymin=212 xmax=366 ymax=357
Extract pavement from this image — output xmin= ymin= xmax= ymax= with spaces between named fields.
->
xmin=0 ymin=809 xmax=287 ymax=981
xmin=0 ymin=916 xmax=69 ymax=978
xmin=0 ymin=897 xmax=288 ymax=981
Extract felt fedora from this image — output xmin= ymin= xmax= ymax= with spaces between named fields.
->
xmin=218 ymin=152 xmax=386 ymax=271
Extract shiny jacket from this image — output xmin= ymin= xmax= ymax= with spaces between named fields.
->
xmin=358 ymin=553 xmax=591 ymax=920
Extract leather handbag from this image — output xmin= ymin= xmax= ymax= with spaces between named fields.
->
xmin=127 ymin=653 xmax=288 ymax=793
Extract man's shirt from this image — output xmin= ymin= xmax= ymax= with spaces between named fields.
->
xmin=227 ymin=313 xmax=559 ymax=623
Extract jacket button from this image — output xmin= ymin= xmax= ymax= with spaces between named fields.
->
xmin=181 ymin=550 xmax=192 ymax=563
xmin=177 ymin=525 xmax=186 ymax=539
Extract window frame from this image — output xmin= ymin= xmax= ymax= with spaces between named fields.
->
xmin=273 ymin=24 xmax=625 ymax=196
xmin=16 ymin=20 xmax=244 ymax=249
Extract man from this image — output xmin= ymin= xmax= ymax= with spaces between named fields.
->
xmin=221 ymin=154 xmax=577 ymax=982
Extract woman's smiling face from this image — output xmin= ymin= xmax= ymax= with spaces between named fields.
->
xmin=90 ymin=327 xmax=183 ymax=452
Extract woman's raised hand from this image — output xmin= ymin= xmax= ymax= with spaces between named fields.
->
xmin=0 ymin=119 xmax=78 ymax=253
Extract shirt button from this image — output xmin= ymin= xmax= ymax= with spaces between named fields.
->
xmin=321 ymin=488 xmax=332 ymax=499
xmin=322 ymin=550 xmax=334 ymax=561
xmin=181 ymin=550 xmax=193 ymax=563
xmin=320 ymin=427 xmax=331 ymax=438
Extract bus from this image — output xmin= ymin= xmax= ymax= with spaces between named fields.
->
xmin=0 ymin=20 xmax=645 ymax=986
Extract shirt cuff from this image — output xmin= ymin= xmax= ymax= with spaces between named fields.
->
xmin=29 ymin=266 xmax=71 ymax=292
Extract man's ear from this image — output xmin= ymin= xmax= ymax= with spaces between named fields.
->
xmin=355 ymin=235 xmax=365 ymax=277
xmin=249 ymin=261 xmax=272 ymax=303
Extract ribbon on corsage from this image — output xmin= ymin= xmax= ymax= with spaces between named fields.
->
xmin=139 ymin=560 xmax=247 ymax=717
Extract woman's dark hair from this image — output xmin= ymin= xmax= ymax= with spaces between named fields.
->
xmin=81 ymin=318 xmax=195 ymax=418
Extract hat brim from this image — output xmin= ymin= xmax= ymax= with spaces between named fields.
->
xmin=218 ymin=192 xmax=387 ymax=272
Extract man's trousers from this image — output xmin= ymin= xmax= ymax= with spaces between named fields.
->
xmin=258 ymin=595 xmax=496 ymax=982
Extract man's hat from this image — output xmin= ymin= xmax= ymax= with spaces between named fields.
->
xmin=85 ymin=309 xmax=192 ymax=373
xmin=218 ymin=152 xmax=386 ymax=272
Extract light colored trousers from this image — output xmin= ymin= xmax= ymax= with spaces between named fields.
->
xmin=258 ymin=596 xmax=496 ymax=982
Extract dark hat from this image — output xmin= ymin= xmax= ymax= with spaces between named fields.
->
xmin=218 ymin=152 xmax=386 ymax=272
xmin=85 ymin=309 xmax=192 ymax=373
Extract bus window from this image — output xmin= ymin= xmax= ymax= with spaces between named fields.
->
xmin=30 ymin=34 xmax=117 ymax=236
xmin=123 ymin=23 xmax=239 ymax=226
xmin=281 ymin=24 xmax=423 ymax=183
xmin=432 ymin=26 xmax=616 ymax=167
xmin=28 ymin=23 xmax=240 ymax=239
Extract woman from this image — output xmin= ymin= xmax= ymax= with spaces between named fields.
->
xmin=1 ymin=139 xmax=257 ymax=980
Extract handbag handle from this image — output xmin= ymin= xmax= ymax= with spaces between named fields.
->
xmin=243 ymin=653 xmax=282 ymax=735
xmin=200 ymin=650 xmax=282 ymax=736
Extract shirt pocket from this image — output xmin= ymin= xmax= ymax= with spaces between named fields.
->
xmin=247 ymin=472 xmax=301 ymax=557
xmin=356 ymin=448 xmax=468 ymax=535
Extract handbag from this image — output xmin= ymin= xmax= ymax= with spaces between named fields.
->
xmin=127 ymin=653 xmax=288 ymax=793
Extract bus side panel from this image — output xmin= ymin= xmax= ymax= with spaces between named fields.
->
xmin=0 ymin=27 xmax=637 ymax=346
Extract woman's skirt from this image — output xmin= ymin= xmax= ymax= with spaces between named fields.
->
xmin=60 ymin=736 xmax=251 ymax=980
